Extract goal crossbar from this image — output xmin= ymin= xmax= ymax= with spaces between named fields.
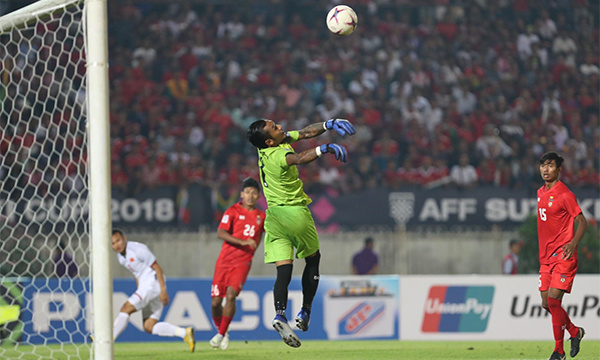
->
xmin=0 ymin=0 xmax=82 ymax=32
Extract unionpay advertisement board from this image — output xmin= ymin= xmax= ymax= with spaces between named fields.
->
xmin=400 ymin=275 xmax=600 ymax=340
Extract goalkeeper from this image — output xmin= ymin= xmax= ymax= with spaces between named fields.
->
xmin=247 ymin=118 xmax=355 ymax=348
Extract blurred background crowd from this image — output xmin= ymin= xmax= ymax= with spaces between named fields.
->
xmin=105 ymin=0 xmax=599 ymax=199
xmin=2 ymin=0 xmax=599 ymax=209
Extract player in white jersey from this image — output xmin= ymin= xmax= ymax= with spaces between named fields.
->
xmin=111 ymin=229 xmax=195 ymax=352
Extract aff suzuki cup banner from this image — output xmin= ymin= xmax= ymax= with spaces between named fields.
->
xmin=400 ymin=275 xmax=600 ymax=340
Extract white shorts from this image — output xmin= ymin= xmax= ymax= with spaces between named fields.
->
xmin=128 ymin=280 xmax=163 ymax=320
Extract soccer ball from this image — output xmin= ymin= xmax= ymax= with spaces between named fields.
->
xmin=326 ymin=5 xmax=358 ymax=36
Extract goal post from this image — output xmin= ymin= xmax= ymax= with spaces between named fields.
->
xmin=86 ymin=0 xmax=113 ymax=358
xmin=0 ymin=0 xmax=112 ymax=359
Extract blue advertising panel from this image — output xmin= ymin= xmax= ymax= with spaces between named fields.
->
xmin=20 ymin=276 xmax=399 ymax=344
xmin=111 ymin=277 xmax=328 ymax=342
xmin=20 ymin=278 xmax=91 ymax=344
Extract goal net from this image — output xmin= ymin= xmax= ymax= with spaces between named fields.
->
xmin=0 ymin=0 xmax=110 ymax=358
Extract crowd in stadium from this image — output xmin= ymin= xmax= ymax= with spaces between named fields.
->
xmin=3 ymin=0 xmax=598 ymax=202
xmin=106 ymin=0 xmax=598 ymax=198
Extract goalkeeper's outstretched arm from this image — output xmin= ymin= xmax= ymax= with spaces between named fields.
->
xmin=288 ymin=122 xmax=327 ymax=141
xmin=288 ymin=118 xmax=356 ymax=141
xmin=286 ymin=143 xmax=348 ymax=166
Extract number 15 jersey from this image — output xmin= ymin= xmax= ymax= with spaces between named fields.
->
xmin=537 ymin=181 xmax=582 ymax=265
xmin=217 ymin=203 xmax=266 ymax=267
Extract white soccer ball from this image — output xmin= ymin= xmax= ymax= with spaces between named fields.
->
xmin=326 ymin=5 xmax=358 ymax=36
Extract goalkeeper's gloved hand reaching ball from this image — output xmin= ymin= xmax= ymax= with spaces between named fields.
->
xmin=318 ymin=143 xmax=348 ymax=162
xmin=324 ymin=119 xmax=356 ymax=136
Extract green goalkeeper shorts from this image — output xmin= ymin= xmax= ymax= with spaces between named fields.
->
xmin=263 ymin=205 xmax=320 ymax=263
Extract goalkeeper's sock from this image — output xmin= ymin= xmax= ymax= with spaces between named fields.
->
xmin=113 ymin=312 xmax=130 ymax=340
xmin=219 ymin=316 xmax=233 ymax=336
xmin=302 ymin=251 xmax=321 ymax=309
xmin=152 ymin=322 xmax=186 ymax=338
xmin=274 ymin=264 xmax=293 ymax=317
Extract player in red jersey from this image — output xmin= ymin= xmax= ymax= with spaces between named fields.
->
xmin=209 ymin=177 xmax=266 ymax=350
xmin=536 ymin=152 xmax=588 ymax=360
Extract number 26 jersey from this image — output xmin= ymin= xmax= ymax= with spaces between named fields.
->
xmin=217 ymin=202 xmax=266 ymax=267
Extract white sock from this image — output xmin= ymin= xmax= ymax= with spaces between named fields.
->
xmin=113 ymin=312 xmax=130 ymax=340
xmin=151 ymin=322 xmax=186 ymax=338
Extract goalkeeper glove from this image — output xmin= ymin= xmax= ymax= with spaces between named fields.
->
xmin=318 ymin=143 xmax=348 ymax=162
xmin=324 ymin=119 xmax=356 ymax=136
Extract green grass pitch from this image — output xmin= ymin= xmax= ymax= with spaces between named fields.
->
xmin=2 ymin=340 xmax=599 ymax=360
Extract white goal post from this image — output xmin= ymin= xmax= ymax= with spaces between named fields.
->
xmin=0 ymin=0 xmax=112 ymax=359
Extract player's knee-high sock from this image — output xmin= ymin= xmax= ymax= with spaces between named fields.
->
xmin=548 ymin=297 xmax=569 ymax=353
xmin=548 ymin=297 xmax=578 ymax=338
xmin=113 ymin=312 xmax=130 ymax=340
xmin=301 ymin=251 xmax=321 ymax=312
xmin=274 ymin=264 xmax=293 ymax=317
xmin=152 ymin=322 xmax=186 ymax=338
xmin=219 ymin=316 xmax=233 ymax=335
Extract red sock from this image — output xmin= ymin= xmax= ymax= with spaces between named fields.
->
xmin=548 ymin=297 xmax=568 ymax=354
xmin=549 ymin=297 xmax=579 ymax=337
xmin=567 ymin=325 xmax=578 ymax=338
xmin=219 ymin=316 xmax=233 ymax=336
xmin=213 ymin=316 xmax=222 ymax=329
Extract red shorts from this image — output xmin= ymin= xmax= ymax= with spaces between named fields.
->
xmin=211 ymin=263 xmax=251 ymax=298
xmin=538 ymin=258 xmax=578 ymax=293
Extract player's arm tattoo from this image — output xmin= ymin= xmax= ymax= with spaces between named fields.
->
xmin=297 ymin=123 xmax=326 ymax=140
xmin=286 ymin=149 xmax=320 ymax=166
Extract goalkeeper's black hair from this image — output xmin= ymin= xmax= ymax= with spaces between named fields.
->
xmin=539 ymin=151 xmax=564 ymax=168
xmin=242 ymin=177 xmax=260 ymax=191
xmin=247 ymin=119 xmax=270 ymax=149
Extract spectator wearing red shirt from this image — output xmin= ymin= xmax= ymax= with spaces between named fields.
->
xmin=436 ymin=13 xmax=459 ymax=41
xmin=396 ymin=158 xmax=417 ymax=186
xmin=111 ymin=161 xmax=129 ymax=193
xmin=158 ymin=159 xmax=180 ymax=185
xmin=142 ymin=157 xmax=162 ymax=189
xmin=493 ymin=158 xmax=512 ymax=187
xmin=124 ymin=142 xmax=148 ymax=169
xmin=432 ymin=157 xmax=450 ymax=183
xmin=416 ymin=156 xmax=438 ymax=187
xmin=372 ymin=131 xmax=399 ymax=165
xmin=477 ymin=158 xmax=495 ymax=185
xmin=502 ymin=239 xmax=522 ymax=275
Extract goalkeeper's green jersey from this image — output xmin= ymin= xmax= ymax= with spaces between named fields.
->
xmin=257 ymin=131 xmax=312 ymax=208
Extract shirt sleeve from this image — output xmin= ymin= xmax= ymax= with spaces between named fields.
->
xmin=502 ymin=256 xmax=512 ymax=274
xmin=562 ymin=191 xmax=582 ymax=218
xmin=218 ymin=207 xmax=235 ymax=232
xmin=138 ymin=243 xmax=157 ymax=267
xmin=286 ymin=131 xmax=299 ymax=143
xmin=258 ymin=212 xmax=266 ymax=235
xmin=272 ymin=147 xmax=292 ymax=168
